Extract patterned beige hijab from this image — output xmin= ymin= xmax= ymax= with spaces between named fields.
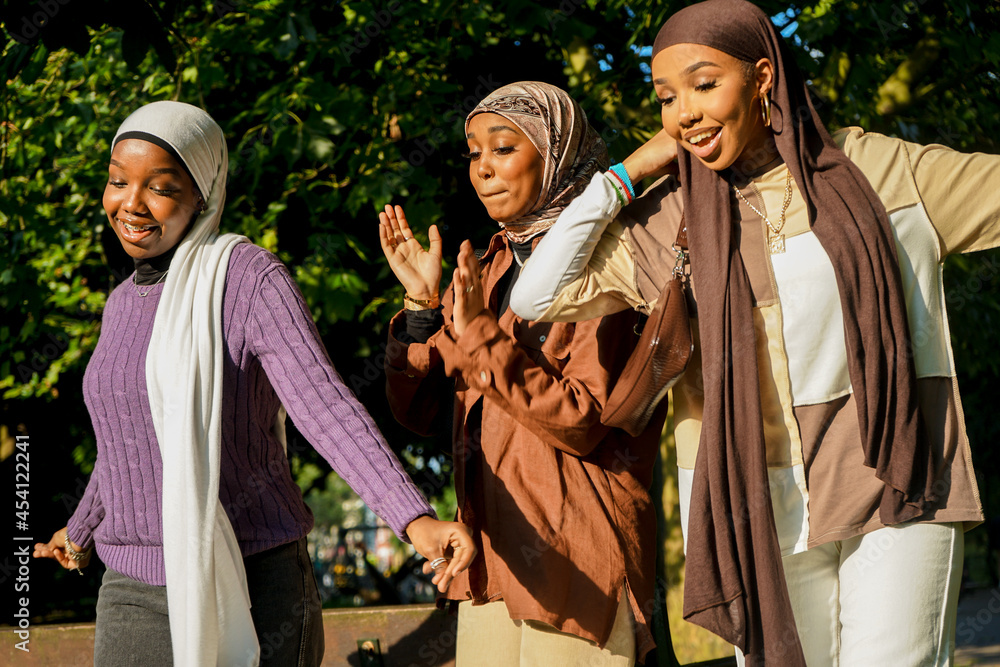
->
xmin=466 ymin=81 xmax=608 ymax=243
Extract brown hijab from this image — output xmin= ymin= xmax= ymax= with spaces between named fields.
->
xmin=467 ymin=81 xmax=608 ymax=243
xmin=653 ymin=1 xmax=938 ymax=664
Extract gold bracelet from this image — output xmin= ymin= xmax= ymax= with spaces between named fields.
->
xmin=404 ymin=293 xmax=440 ymax=310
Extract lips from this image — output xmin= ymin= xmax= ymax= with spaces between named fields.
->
xmin=117 ymin=217 xmax=159 ymax=243
xmin=683 ymin=127 xmax=722 ymax=159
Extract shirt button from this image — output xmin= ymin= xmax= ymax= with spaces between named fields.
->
xmin=539 ymin=335 xmax=546 ymax=342
xmin=480 ymin=371 xmax=487 ymax=382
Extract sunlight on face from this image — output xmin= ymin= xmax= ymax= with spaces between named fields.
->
xmin=465 ymin=112 xmax=545 ymax=223
xmin=652 ymin=44 xmax=774 ymax=173
xmin=103 ymin=139 xmax=201 ymax=259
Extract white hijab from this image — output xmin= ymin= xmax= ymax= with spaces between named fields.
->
xmin=113 ymin=101 xmax=259 ymax=666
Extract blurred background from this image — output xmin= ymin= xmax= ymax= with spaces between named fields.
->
xmin=2 ymin=1 xmax=998 ymax=663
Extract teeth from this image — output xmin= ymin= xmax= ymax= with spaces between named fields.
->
xmin=687 ymin=129 xmax=718 ymax=145
xmin=121 ymin=220 xmax=151 ymax=233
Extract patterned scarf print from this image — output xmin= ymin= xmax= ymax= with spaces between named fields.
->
xmin=467 ymin=81 xmax=609 ymax=243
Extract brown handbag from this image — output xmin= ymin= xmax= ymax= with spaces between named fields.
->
xmin=602 ymin=222 xmax=693 ymax=437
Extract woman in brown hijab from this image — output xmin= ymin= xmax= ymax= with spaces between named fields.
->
xmin=511 ymin=1 xmax=999 ymax=665
xmin=377 ymin=82 xmax=667 ymax=665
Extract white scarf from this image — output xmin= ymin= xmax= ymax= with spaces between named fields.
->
xmin=114 ymin=101 xmax=259 ymax=666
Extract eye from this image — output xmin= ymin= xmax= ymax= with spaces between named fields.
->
xmin=151 ymin=188 xmax=177 ymax=197
xmin=108 ymin=180 xmax=126 ymax=188
xmin=492 ymin=146 xmax=515 ymax=155
xmin=695 ymin=80 xmax=718 ymax=92
xmin=462 ymin=151 xmax=481 ymax=161
xmin=657 ymin=95 xmax=675 ymax=107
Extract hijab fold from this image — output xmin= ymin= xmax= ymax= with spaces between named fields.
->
xmin=114 ymin=101 xmax=260 ymax=666
xmin=653 ymin=2 xmax=938 ymax=664
xmin=467 ymin=82 xmax=608 ymax=242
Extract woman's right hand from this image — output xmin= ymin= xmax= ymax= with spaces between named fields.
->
xmin=34 ymin=527 xmax=90 ymax=571
xmin=622 ymin=129 xmax=679 ymax=183
xmin=378 ymin=204 xmax=443 ymax=301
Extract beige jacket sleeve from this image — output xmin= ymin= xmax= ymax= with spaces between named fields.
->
xmin=839 ymin=127 xmax=1000 ymax=256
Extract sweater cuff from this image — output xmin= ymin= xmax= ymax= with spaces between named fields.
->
xmin=66 ymin=516 xmax=97 ymax=551
xmin=373 ymin=481 xmax=438 ymax=543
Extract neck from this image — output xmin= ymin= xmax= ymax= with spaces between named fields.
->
xmin=134 ymin=246 xmax=177 ymax=285
xmin=732 ymin=134 xmax=781 ymax=179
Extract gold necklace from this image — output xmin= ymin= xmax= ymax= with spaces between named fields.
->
xmin=733 ymin=169 xmax=793 ymax=254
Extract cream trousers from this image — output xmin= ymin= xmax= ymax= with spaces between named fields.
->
xmin=736 ymin=522 xmax=964 ymax=666
xmin=455 ymin=592 xmax=635 ymax=666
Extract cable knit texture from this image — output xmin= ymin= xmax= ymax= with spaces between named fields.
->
xmin=68 ymin=243 xmax=433 ymax=585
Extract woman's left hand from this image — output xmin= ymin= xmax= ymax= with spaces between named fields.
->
xmin=452 ymin=240 xmax=486 ymax=337
xmin=405 ymin=515 xmax=477 ymax=593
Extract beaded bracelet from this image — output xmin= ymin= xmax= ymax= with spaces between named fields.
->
xmin=608 ymin=163 xmax=636 ymax=201
xmin=65 ymin=534 xmax=91 ymax=575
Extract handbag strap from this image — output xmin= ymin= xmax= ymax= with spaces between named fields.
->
xmin=672 ymin=216 xmax=688 ymax=279
xmin=674 ymin=216 xmax=688 ymax=250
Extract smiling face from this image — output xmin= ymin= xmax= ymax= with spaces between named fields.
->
xmin=465 ymin=112 xmax=545 ymax=223
xmin=103 ymin=139 xmax=202 ymax=260
xmin=652 ymin=43 xmax=775 ymax=173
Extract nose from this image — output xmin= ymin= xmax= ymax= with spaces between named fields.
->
xmin=120 ymin=182 xmax=146 ymax=215
xmin=677 ymin=92 xmax=701 ymax=129
xmin=477 ymin=153 xmax=494 ymax=181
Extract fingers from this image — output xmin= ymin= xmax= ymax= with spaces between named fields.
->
xmin=444 ymin=533 xmax=477 ymax=585
xmin=413 ymin=523 xmax=477 ymax=593
xmin=377 ymin=215 xmax=396 ymax=259
xmin=394 ymin=205 xmax=413 ymax=240
xmin=33 ymin=542 xmax=74 ymax=569
xmin=456 ymin=241 xmax=479 ymax=288
xmin=452 ymin=267 xmax=465 ymax=303
xmin=427 ymin=224 xmax=442 ymax=258
xmin=429 ymin=541 xmax=474 ymax=593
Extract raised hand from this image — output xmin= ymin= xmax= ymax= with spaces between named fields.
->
xmin=378 ymin=204 xmax=443 ymax=301
xmin=451 ymin=240 xmax=487 ymax=337
xmin=405 ymin=515 xmax=477 ymax=593
xmin=622 ymin=129 xmax=679 ymax=183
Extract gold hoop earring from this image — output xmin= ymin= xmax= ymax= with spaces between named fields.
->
xmin=761 ymin=92 xmax=772 ymax=128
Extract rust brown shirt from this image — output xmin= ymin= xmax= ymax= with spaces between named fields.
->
xmin=385 ymin=231 xmax=666 ymax=658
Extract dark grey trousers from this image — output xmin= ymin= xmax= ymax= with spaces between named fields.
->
xmin=93 ymin=536 xmax=324 ymax=666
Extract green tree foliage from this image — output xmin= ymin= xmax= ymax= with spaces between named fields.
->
xmin=2 ymin=0 xmax=998 ymax=650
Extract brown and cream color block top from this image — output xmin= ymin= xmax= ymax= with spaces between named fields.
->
xmin=532 ymin=128 xmax=999 ymax=555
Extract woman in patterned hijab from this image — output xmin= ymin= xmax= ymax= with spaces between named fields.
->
xmin=466 ymin=81 xmax=608 ymax=243
xmin=378 ymin=82 xmax=665 ymax=665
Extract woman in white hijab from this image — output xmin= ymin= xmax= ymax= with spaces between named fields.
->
xmin=34 ymin=101 xmax=475 ymax=666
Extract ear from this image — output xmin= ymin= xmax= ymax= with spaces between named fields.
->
xmin=755 ymin=57 xmax=774 ymax=97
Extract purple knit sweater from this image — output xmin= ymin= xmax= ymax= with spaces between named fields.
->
xmin=67 ymin=243 xmax=433 ymax=585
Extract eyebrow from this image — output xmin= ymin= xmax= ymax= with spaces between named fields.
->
xmin=466 ymin=125 xmax=520 ymax=139
xmin=684 ymin=60 xmax=721 ymax=75
xmin=108 ymin=158 xmax=180 ymax=176
xmin=653 ymin=60 xmax=722 ymax=85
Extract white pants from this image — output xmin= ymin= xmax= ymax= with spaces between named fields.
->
xmin=735 ymin=522 xmax=964 ymax=666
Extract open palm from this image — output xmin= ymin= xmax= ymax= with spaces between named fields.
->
xmin=378 ymin=204 xmax=443 ymax=300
